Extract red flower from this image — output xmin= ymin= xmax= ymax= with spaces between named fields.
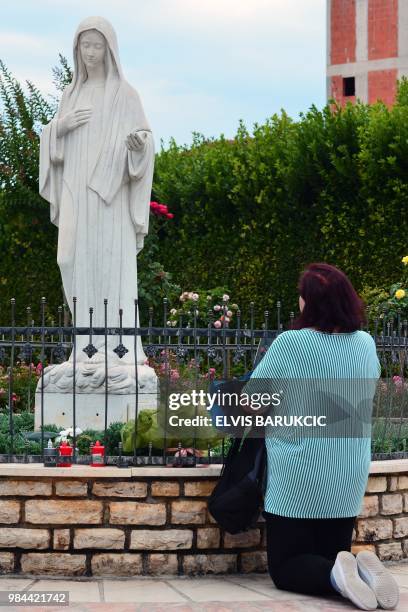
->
xmin=150 ymin=201 xmax=174 ymax=219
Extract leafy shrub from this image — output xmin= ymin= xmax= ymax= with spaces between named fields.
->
xmin=154 ymin=86 xmax=408 ymax=323
xmin=362 ymin=257 xmax=408 ymax=324
xmin=0 ymin=364 xmax=41 ymax=412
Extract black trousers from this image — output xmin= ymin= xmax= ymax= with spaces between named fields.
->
xmin=265 ymin=511 xmax=356 ymax=596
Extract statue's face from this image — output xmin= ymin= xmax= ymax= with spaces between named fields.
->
xmin=79 ymin=29 xmax=106 ymax=70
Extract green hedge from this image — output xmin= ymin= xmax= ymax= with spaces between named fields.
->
xmin=153 ymin=83 xmax=408 ymax=323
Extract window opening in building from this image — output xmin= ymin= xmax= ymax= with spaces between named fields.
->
xmin=343 ymin=77 xmax=355 ymax=97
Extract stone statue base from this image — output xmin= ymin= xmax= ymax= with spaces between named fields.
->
xmin=34 ymin=359 xmax=158 ymax=431
xmin=37 ymin=359 xmax=157 ymax=394
xmin=34 ymin=389 xmax=157 ymax=431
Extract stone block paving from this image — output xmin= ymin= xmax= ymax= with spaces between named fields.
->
xmin=0 ymin=563 xmax=407 ymax=611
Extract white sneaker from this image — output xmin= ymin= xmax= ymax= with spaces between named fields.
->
xmin=331 ymin=551 xmax=378 ymax=610
xmin=357 ymin=551 xmax=399 ymax=610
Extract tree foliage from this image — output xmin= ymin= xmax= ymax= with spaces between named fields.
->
xmin=0 ymin=59 xmax=71 ymax=322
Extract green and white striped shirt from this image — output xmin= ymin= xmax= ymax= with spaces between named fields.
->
xmin=243 ymin=328 xmax=381 ymax=518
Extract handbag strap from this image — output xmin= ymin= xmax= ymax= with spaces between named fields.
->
xmin=219 ymin=436 xmax=242 ymax=477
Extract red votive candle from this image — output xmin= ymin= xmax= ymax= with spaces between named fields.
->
xmin=58 ymin=441 xmax=73 ymax=467
xmin=91 ymin=440 xmax=105 ymax=467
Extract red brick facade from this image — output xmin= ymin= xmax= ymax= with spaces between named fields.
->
xmin=328 ymin=0 xmax=402 ymax=107
xmin=368 ymin=0 xmax=398 ymax=60
xmin=331 ymin=0 xmax=356 ymax=64
xmin=368 ymin=68 xmax=398 ymax=103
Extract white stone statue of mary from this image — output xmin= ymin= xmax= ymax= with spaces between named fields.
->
xmin=36 ymin=17 xmax=157 ymax=426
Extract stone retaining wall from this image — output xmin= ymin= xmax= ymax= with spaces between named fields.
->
xmin=0 ymin=467 xmax=406 ymax=577
xmin=354 ymin=473 xmax=408 ymax=561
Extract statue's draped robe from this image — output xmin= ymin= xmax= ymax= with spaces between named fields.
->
xmin=39 ymin=17 xmax=154 ymax=365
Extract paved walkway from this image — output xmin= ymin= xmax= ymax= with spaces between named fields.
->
xmin=0 ymin=563 xmax=407 ymax=611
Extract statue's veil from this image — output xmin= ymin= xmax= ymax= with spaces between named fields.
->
xmin=62 ymin=16 xmax=124 ymax=115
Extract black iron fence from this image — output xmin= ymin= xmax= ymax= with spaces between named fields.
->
xmin=0 ymin=297 xmax=407 ymax=466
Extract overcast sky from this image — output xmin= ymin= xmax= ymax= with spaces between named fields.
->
xmin=0 ymin=0 xmax=326 ymax=148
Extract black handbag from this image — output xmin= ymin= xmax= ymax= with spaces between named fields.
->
xmin=208 ymin=434 xmax=266 ymax=534
xmin=207 ymin=366 xmax=267 ymax=534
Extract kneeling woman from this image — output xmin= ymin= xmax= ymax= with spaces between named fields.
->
xmin=243 ymin=263 xmax=399 ymax=611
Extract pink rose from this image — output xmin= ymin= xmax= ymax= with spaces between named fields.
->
xmin=160 ymin=363 xmax=170 ymax=375
xmin=393 ymin=375 xmax=404 ymax=388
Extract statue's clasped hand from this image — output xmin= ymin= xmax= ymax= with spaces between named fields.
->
xmin=57 ymin=107 xmax=93 ymax=138
xmin=126 ymin=130 xmax=147 ymax=152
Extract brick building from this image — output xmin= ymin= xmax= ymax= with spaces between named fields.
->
xmin=327 ymin=0 xmax=408 ymax=106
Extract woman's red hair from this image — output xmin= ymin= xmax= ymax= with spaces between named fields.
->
xmin=293 ymin=263 xmax=365 ymax=333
